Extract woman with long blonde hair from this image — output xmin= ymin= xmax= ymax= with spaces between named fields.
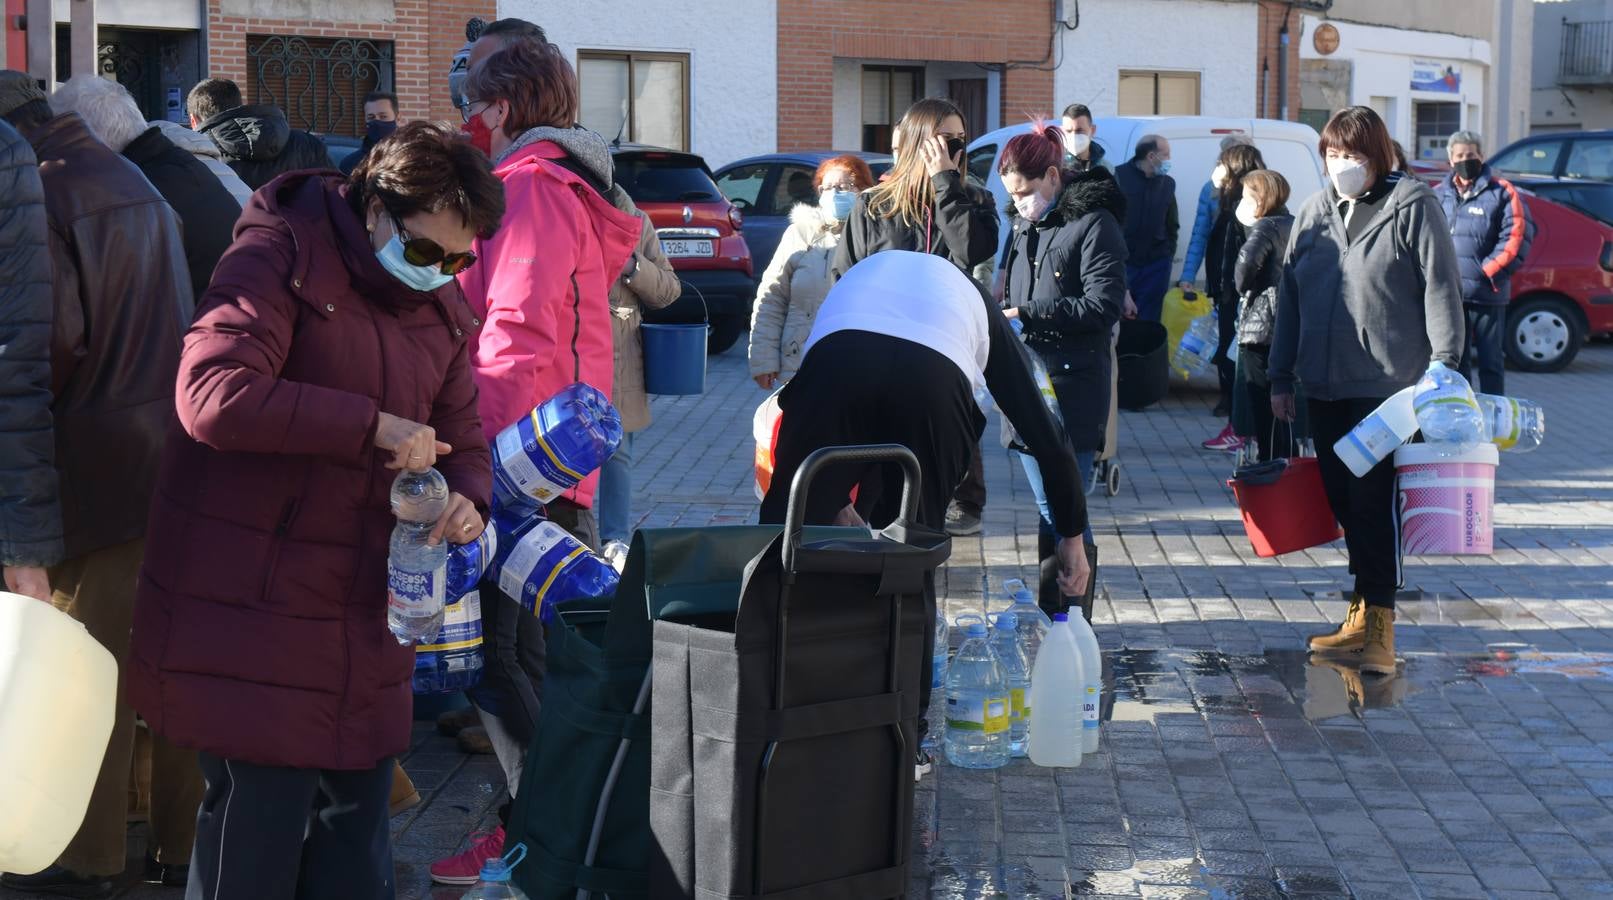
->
xmin=831 ymin=97 xmax=998 ymax=280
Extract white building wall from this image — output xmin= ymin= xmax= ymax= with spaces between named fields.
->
xmin=1054 ymin=0 xmax=1258 ymax=118
xmin=53 ymin=0 xmax=203 ymax=29
xmin=502 ymin=0 xmax=776 ymax=168
xmin=1300 ymin=15 xmax=1491 ymax=154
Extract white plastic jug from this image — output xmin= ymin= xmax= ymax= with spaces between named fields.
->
xmin=0 ymin=591 xmax=117 ymax=875
xmin=1334 ymin=386 xmax=1419 ymax=478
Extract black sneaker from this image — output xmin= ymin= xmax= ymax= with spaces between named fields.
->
xmin=144 ymin=853 xmax=189 ymax=887
xmin=944 ymin=506 xmax=982 ymax=537
xmin=914 ymin=748 xmax=935 ymax=782
xmin=2 ymin=866 xmax=115 ymax=898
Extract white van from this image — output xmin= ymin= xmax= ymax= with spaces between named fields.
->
xmin=966 ymin=116 xmax=1325 ymax=285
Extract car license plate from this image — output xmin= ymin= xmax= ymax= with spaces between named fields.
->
xmin=661 ymin=239 xmax=714 ymax=258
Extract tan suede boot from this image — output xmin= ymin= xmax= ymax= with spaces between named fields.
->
xmin=389 ymin=762 xmax=421 ymax=817
xmin=1307 ymin=593 xmax=1367 ymax=653
xmin=1359 ymin=606 xmax=1397 ymax=676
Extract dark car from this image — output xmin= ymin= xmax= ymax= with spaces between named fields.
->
xmin=320 ymin=134 xmax=361 ymax=170
xmin=713 ymin=151 xmax=893 ymax=276
xmin=1490 ymin=131 xmax=1613 ymax=183
xmin=613 ymin=144 xmax=756 ymax=354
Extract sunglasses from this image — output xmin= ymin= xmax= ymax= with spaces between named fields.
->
xmin=395 ymin=219 xmax=477 ymax=276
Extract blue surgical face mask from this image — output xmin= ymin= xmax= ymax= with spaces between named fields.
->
xmin=822 ymin=189 xmax=857 ymax=221
xmin=1155 ymin=158 xmax=1173 ymax=176
xmin=376 ymin=234 xmax=455 ymax=292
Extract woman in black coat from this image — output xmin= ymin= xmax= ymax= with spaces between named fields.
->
xmin=1203 ymin=143 xmax=1266 ymax=448
xmin=1231 ymin=169 xmax=1296 ymax=462
xmin=998 ymin=123 xmax=1127 ymax=615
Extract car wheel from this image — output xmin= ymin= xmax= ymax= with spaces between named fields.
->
xmin=1506 ymin=297 xmax=1584 ymax=373
xmin=707 ymin=316 xmax=745 ymax=355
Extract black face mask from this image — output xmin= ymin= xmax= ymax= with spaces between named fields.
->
xmin=364 ymin=119 xmax=398 ymax=148
xmin=1454 ymin=158 xmax=1483 ymax=182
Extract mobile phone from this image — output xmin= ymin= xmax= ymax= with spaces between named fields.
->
xmin=945 ymin=137 xmax=967 ymax=162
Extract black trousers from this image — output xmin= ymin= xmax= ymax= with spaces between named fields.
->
xmin=1308 ymin=397 xmax=1403 ymax=609
xmin=186 ymin=752 xmax=394 ymax=900
xmin=1213 ymin=293 xmax=1238 ymax=410
xmin=1461 ymin=303 xmax=1506 ymax=396
xmin=1240 ymin=346 xmax=1291 ymax=462
xmin=950 ymin=447 xmax=987 ymax=516
xmin=759 ymin=330 xmax=985 ymax=740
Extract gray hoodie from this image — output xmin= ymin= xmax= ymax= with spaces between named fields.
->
xmin=1269 ymin=173 xmax=1465 ymax=402
xmin=151 ymin=119 xmax=253 ymax=208
xmin=495 ymin=125 xmax=616 ymax=189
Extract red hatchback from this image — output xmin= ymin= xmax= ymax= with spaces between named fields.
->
xmin=611 ymin=145 xmax=755 ymax=354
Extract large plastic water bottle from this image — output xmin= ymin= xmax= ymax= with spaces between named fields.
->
xmin=461 ymin=845 xmax=530 ymax=899
xmin=924 ymin=604 xmax=948 ymax=752
xmin=1334 ymin=386 xmax=1420 ymax=478
xmin=388 ymin=469 xmax=449 ymax=645
xmin=1009 ymin=318 xmax=1063 ymax=425
xmin=413 ymin=592 xmax=483 ymax=694
xmin=1413 ymin=362 xmax=1486 ymax=455
xmin=943 ymin=620 xmax=1011 ymax=769
xmin=990 ymin=612 xmax=1032 ymax=758
xmin=1068 ymin=611 xmax=1103 ymax=754
xmin=1027 ymin=614 xmax=1084 ymax=768
xmin=491 ymin=384 xmax=624 ymax=514
xmin=1476 ymin=393 xmax=1545 ymax=453
xmin=491 ymin=507 xmax=619 ymax=623
xmin=1001 ymin=578 xmax=1053 ymax=668
xmin=446 ymin=529 xmax=498 ymax=597
xmin=1171 ymin=312 xmax=1218 ymax=378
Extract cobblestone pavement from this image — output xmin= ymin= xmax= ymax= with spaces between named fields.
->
xmin=56 ymin=341 xmax=1613 ymax=899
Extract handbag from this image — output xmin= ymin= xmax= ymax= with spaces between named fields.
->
xmin=1227 ymin=435 xmax=1342 ymax=558
xmin=1235 ymin=286 xmax=1277 ymax=348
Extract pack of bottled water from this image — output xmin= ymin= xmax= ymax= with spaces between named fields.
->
xmin=412 ymin=592 xmax=484 ymax=694
xmin=447 ymin=528 xmax=498 ymax=597
xmin=491 ymin=383 xmax=623 ymax=514
xmin=388 ymin=468 xmax=450 ymax=645
xmin=490 ymin=505 xmax=619 ymax=623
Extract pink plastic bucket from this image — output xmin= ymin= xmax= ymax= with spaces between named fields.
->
xmin=1394 ymin=443 xmax=1499 ymax=556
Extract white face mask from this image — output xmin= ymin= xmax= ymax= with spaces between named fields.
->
xmin=1328 ymin=157 xmax=1372 ymax=199
xmin=1014 ymin=181 xmax=1054 ymax=221
xmin=1064 ymin=132 xmax=1092 ymax=157
xmin=1235 ymin=197 xmax=1260 ymax=228
xmin=1210 ymin=164 xmax=1229 ymax=190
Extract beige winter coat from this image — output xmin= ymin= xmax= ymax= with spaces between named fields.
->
xmin=610 ymin=209 xmax=682 ymax=432
xmin=749 ymin=202 xmax=842 ymax=381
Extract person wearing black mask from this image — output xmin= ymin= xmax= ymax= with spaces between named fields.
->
xmin=1431 ymin=130 xmax=1533 ymax=396
xmin=339 ymin=91 xmax=401 ymax=176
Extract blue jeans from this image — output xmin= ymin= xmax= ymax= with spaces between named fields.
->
xmin=597 ymin=432 xmax=635 ymax=546
xmin=1015 ymin=449 xmax=1095 ymax=543
xmin=1126 ymin=258 xmax=1173 ymax=323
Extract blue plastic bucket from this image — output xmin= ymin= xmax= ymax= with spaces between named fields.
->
xmin=641 ymin=323 xmax=709 ymax=395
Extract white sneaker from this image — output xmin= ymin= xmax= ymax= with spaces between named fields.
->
xmin=602 ymin=540 xmax=630 ymax=573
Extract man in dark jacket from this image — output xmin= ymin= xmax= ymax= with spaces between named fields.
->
xmin=0 ymin=70 xmax=195 ymax=897
xmin=53 ymin=73 xmax=242 ymax=304
xmin=1433 ymin=130 xmax=1533 ymax=395
xmin=339 ymin=90 xmax=401 ymax=175
xmin=188 ymin=77 xmax=329 ymax=190
xmin=1114 ymin=134 xmax=1179 ymax=322
xmin=1059 ymin=104 xmax=1113 ymax=174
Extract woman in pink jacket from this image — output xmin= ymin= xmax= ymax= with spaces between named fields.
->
xmin=433 ymin=37 xmax=640 ymax=884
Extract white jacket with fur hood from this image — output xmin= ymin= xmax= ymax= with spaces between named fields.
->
xmin=748 ymin=201 xmax=843 ymax=382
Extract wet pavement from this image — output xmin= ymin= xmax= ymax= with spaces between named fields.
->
xmin=31 ymin=342 xmax=1613 ymax=899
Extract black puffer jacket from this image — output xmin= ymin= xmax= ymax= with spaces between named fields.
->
xmin=1233 ymin=210 xmax=1294 ymax=299
xmin=1004 ymin=166 xmax=1129 ymax=452
xmin=0 ymin=120 xmax=62 ymax=568
xmin=831 ymin=170 xmax=998 ymax=280
xmin=198 ymin=104 xmax=329 ymax=191
xmin=123 ymin=126 xmax=243 ymax=305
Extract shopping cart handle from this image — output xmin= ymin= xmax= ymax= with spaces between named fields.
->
xmin=782 ymin=444 xmax=922 ymax=574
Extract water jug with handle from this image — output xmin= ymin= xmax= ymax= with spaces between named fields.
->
xmin=0 ymin=592 xmax=118 ymax=875
xmin=1027 ymin=613 xmax=1084 ymax=768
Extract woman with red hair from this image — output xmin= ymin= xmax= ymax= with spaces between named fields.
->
xmin=997 ymin=121 xmax=1128 ymax=618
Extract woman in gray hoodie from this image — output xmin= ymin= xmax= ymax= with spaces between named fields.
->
xmin=1268 ymin=106 xmax=1464 ymax=677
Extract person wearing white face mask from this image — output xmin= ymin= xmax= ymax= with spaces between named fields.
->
xmin=1180 ymin=134 xmax=1254 ymax=295
xmin=1199 ymin=143 xmax=1267 ymax=451
xmin=998 ymin=123 xmax=1127 ymax=618
xmin=1269 ymin=106 xmax=1464 ymax=678
xmin=750 ymin=156 xmax=877 ymax=389
xmin=1059 ymin=103 xmax=1112 ymax=174
xmin=1230 ymin=169 xmax=1295 ymax=462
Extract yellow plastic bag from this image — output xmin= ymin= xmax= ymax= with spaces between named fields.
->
xmin=1161 ymin=288 xmax=1213 ymax=379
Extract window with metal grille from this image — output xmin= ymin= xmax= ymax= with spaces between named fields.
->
xmin=246 ymin=35 xmax=394 ymax=138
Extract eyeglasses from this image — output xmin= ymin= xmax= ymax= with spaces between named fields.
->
xmin=459 ymin=99 xmax=487 ymax=124
xmin=821 ymin=181 xmax=858 ymax=193
xmin=395 ymin=218 xmax=477 ymax=276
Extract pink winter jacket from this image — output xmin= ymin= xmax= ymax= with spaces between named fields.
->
xmin=459 ymin=140 xmax=638 ymax=507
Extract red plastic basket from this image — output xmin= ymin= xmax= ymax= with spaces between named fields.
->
xmin=1227 ymin=457 xmax=1343 ymax=558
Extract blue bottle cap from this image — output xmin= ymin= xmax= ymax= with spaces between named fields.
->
xmin=1053 ymin=613 xmax=1069 ymax=622
xmin=966 ymin=621 xmax=989 ymax=638
xmin=995 ymin=611 xmax=1018 ymax=630
xmin=478 ymin=858 xmax=512 ymax=882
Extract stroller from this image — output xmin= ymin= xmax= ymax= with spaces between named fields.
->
xmin=1090 ymin=324 xmax=1124 ymax=498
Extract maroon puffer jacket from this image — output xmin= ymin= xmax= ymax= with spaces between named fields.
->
xmin=129 ymin=172 xmax=492 ymax=771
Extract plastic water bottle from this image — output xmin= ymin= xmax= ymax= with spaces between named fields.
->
xmin=990 ymin=612 xmax=1032 ymax=758
xmin=491 ymin=384 xmax=623 ymax=514
xmin=1009 ymin=318 xmax=1063 ymax=425
xmin=461 ymin=845 xmax=530 ymax=899
xmin=1068 ymin=611 xmax=1103 ymax=754
xmin=1413 ymin=362 xmax=1486 ymax=455
xmin=446 ymin=529 xmax=498 ymax=597
xmin=924 ymin=604 xmax=947 ymax=752
xmin=413 ymin=592 xmax=483 ymax=694
xmin=1027 ymin=614 xmax=1084 ymax=768
xmin=1334 ymin=386 xmax=1420 ymax=478
xmin=1171 ymin=312 xmax=1218 ymax=378
xmin=1476 ymin=393 xmax=1545 ymax=453
xmin=1001 ymin=579 xmax=1053 ymax=668
xmin=491 ymin=507 xmax=619 ymax=623
xmin=944 ymin=620 xmax=1011 ymax=769
xmin=388 ymin=469 xmax=449 ymax=645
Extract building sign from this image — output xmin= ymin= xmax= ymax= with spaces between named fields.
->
xmin=1411 ymin=59 xmax=1460 ymax=94
xmin=1313 ymin=23 xmax=1339 ymax=56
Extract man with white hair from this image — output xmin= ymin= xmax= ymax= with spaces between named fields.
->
xmin=51 ymin=75 xmax=242 ymax=304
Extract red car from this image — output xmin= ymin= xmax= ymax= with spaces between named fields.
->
xmin=611 ymin=145 xmax=755 ymax=354
xmin=1411 ymin=161 xmax=1613 ymax=371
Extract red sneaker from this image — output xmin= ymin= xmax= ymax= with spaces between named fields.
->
xmin=429 ymin=826 xmax=505 ymax=886
xmin=1201 ymin=424 xmax=1240 ymax=451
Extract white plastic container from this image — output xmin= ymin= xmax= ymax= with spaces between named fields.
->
xmin=1068 ymin=613 xmax=1103 ymax=754
xmin=0 ymin=592 xmax=118 ymax=875
xmin=1334 ymin=386 xmax=1419 ymax=478
xmin=1395 ymin=443 xmax=1499 ymax=556
xmin=1027 ymin=614 xmax=1084 ymax=768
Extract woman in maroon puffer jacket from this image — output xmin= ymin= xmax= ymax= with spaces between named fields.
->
xmin=129 ymin=122 xmax=505 ymax=899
